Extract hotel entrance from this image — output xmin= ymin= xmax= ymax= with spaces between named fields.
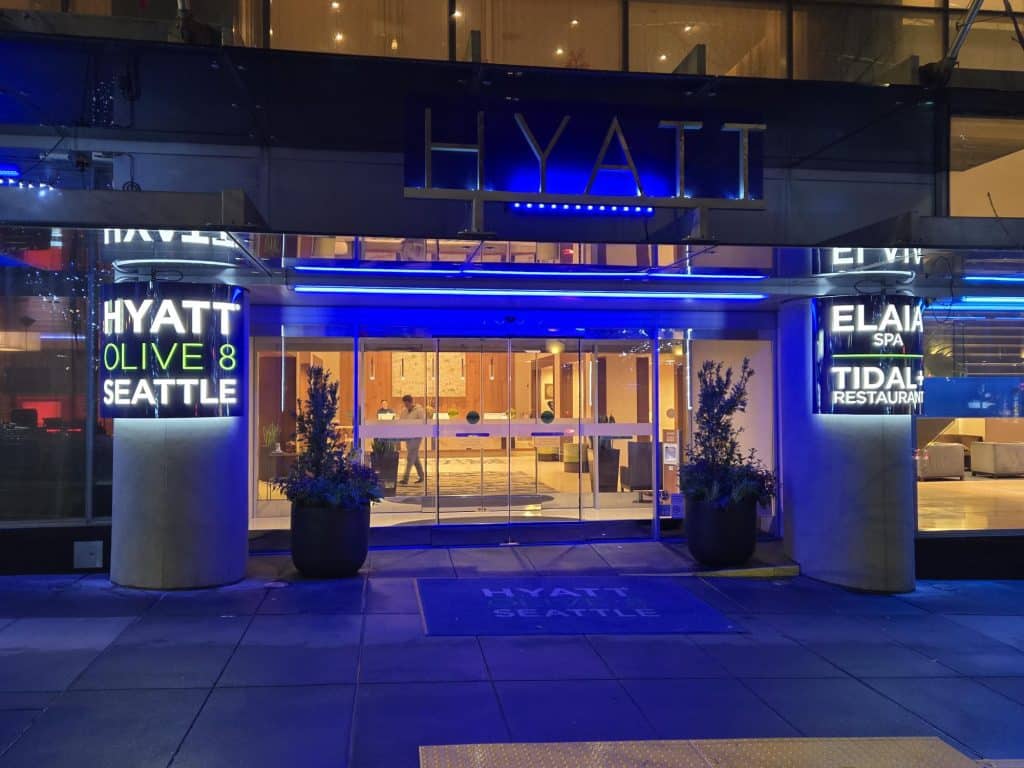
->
xmin=358 ymin=337 xmax=657 ymax=527
xmin=252 ymin=333 xmax=700 ymax=529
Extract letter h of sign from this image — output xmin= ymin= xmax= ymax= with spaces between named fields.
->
xmin=424 ymin=108 xmax=485 ymax=232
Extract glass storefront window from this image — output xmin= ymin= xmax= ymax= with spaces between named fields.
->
xmin=629 ymin=0 xmax=786 ymax=78
xmin=270 ymin=0 xmax=448 ymax=59
xmin=954 ymin=13 xmax=1024 ymax=73
xmin=455 ymin=0 xmax=622 ymax=70
xmin=252 ymin=336 xmax=355 ymax=529
xmin=950 ymin=117 xmax=1024 ymax=218
xmin=0 ymin=230 xmax=100 ymax=523
xmin=793 ymin=3 xmax=942 ymax=84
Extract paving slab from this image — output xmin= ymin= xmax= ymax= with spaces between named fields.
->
xmin=172 ymin=685 xmax=355 ymax=768
xmin=866 ymin=677 xmax=1024 ymax=759
xmin=219 ymin=614 xmax=361 ymax=686
xmin=449 ymin=546 xmax=536 ymax=576
xmin=743 ymin=677 xmax=944 ymax=738
xmin=478 ymin=635 xmax=612 ymax=680
xmin=257 ymin=577 xmax=365 ymax=614
xmin=359 ymin=613 xmax=487 ymax=683
xmin=0 ymin=688 xmax=206 ymax=768
xmin=495 ymin=679 xmax=655 ymax=742
xmin=72 ymin=615 xmax=249 ymax=690
xmin=364 ymin=577 xmax=420 ymax=614
xmin=352 ymin=682 xmax=508 ymax=768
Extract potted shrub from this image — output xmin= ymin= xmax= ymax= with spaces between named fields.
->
xmin=680 ymin=358 xmax=776 ymax=568
xmin=274 ymin=365 xmax=381 ymax=577
xmin=370 ymin=437 xmax=400 ymax=497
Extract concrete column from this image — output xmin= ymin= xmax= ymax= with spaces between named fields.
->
xmin=778 ymin=300 xmax=916 ymax=593
xmin=110 ymin=417 xmax=248 ymax=589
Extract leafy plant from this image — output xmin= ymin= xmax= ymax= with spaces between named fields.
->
xmin=680 ymin=358 xmax=776 ymax=508
xmin=274 ymin=366 xmax=381 ymax=508
xmin=260 ymin=422 xmax=280 ymax=449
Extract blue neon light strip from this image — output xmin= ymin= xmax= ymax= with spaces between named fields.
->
xmin=293 ymin=284 xmax=765 ymax=300
xmin=0 ymin=164 xmax=19 ymax=178
xmin=509 ymin=202 xmax=655 ymax=216
xmin=960 ymin=296 xmax=1024 ymax=304
xmin=963 ymin=275 xmax=1024 ymax=284
xmin=292 ymin=265 xmax=766 ymax=280
xmin=931 ymin=298 xmax=1024 ymax=312
xmin=294 ymin=265 xmax=464 ymax=276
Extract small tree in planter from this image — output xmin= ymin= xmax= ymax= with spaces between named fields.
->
xmin=274 ymin=366 xmax=381 ymax=577
xmin=680 ymin=359 xmax=776 ymax=568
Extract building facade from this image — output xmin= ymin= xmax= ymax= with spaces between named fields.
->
xmin=2 ymin=0 xmax=1024 ymax=589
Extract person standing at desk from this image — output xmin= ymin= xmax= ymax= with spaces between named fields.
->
xmin=399 ymin=394 xmax=425 ymax=484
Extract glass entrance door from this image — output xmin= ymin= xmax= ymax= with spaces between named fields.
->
xmin=435 ymin=339 xmax=511 ymax=525
xmin=508 ymin=339 xmax=585 ymax=522
xmin=360 ymin=338 xmax=436 ymax=526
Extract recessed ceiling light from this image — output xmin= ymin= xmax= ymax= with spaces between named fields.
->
xmin=334 ymin=32 xmax=343 ymax=42
xmin=659 ymin=53 xmax=667 ymax=61
xmin=451 ymin=8 xmax=462 ymax=18
xmin=570 ymin=18 xmax=579 ymax=26
xmin=390 ymin=37 xmax=399 ymax=50
xmin=555 ymin=47 xmax=564 ymax=56
xmin=683 ymin=24 xmax=694 ymax=32
xmin=330 ymin=1 xmax=339 ymax=9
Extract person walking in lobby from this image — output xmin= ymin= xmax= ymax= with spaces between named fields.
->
xmin=399 ymin=394 xmax=425 ymax=484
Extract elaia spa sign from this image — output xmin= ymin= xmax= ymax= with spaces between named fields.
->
xmin=813 ymin=295 xmax=924 ymax=415
xmin=100 ymin=283 xmax=246 ymax=418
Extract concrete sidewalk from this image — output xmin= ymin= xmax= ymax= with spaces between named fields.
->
xmin=0 ymin=542 xmax=1023 ymax=767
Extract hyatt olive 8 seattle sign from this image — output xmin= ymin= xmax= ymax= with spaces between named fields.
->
xmin=812 ymin=295 xmax=924 ymax=415
xmin=100 ymin=283 xmax=246 ymax=418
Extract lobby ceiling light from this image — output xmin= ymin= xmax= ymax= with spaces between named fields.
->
xmin=292 ymin=285 xmax=766 ymax=301
xmin=555 ymin=47 xmax=565 ymax=56
xmin=451 ymin=8 xmax=462 ymax=18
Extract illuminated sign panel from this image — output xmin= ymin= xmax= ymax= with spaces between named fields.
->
xmin=100 ymin=283 xmax=246 ymax=418
xmin=814 ymin=248 xmax=923 ymax=274
xmin=404 ymin=105 xmax=766 ymax=211
xmin=812 ymin=295 xmax=924 ymax=415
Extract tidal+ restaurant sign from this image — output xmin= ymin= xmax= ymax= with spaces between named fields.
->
xmin=100 ymin=282 xmax=246 ymax=418
xmin=813 ymin=295 xmax=925 ymax=415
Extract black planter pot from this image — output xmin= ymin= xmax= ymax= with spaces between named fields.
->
xmin=371 ymin=453 xmax=400 ymax=497
xmin=685 ymin=496 xmax=758 ymax=568
xmin=290 ymin=501 xmax=370 ymax=578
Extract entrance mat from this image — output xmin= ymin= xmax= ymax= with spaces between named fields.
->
xmin=420 ymin=737 xmax=977 ymax=768
xmin=416 ymin=576 xmax=741 ymax=635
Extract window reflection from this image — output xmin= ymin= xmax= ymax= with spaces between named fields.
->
xmin=630 ymin=0 xmax=786 ymax=78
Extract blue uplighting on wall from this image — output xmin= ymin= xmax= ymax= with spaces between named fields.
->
xmin=508 ymin=202 xmax=655 ymax=216
xmin=292 ymin=284 xmax=766 ymax=301
xmin=0 ymin=164 xmax=19 ymax=178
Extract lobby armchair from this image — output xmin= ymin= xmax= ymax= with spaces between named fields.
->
xmin=916 ymin=443 xmax=965 ymax=480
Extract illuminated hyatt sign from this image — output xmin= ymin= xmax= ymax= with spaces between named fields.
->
xmin=813 ymin=295 xmax=924 ymax=415
xmin=100 ymin=283 xmax=246 ymax=418
xmin=404 ymin=105 xmax=766 ymax=214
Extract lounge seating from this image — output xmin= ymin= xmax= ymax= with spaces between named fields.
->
xmin=970 ymin=442 xmax=1024 ymax=477
xmin=916 ymin=443 xmax=965 ymax=480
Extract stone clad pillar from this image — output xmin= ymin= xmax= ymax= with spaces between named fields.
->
xmin=111 ymin=417 xmax=248 ymax=589
xmin=104 ymin=281 xmax=249 ymax=589
xmin=777 ymin=300 xmax=916 ymax=593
